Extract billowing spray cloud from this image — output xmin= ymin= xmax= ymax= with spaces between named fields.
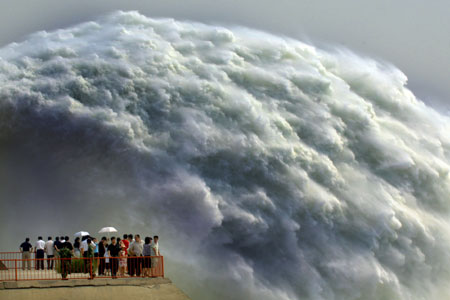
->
xmin=1 ymin=11 xmax=450 ymax=300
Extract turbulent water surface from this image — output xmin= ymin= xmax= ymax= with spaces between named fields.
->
xmin=1 ymin=11 xmax=450 ymax=300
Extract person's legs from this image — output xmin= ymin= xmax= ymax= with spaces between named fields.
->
xmin=83 ymin=252 xmax=88 ymax=273
xmin=143 ymin=256 xmax=149 ymax=277
xmin=40 ymin=251 xmax=45 ymax=270
xmin=110 ymin=258 xmax=115 ymax=276
xmin=21 ymin=252 xmax=26 ymax=270
xmin=24 ymin=251 xmax=32 ymax=270
xmin=54 ymin=252 xmax=60 ymax=271
xmin=88 ymin=257 xmax=95 ymax=279
xmin=151 ymin=257 xmax=159 ymax=276
xmin=61 ymin=258 xmax=71 ymax=279
xmin=36 ymin=250 xmax=44 ymax=270
xmin=98 ymin=256 xmax=105 ymax=275
xmin=41 ymin=253 xmax=44 ymax=270
xmin=111 ymin=257 xmax=118 ymax=277
xmin=94 ymin=253 xmax=99 ymax=274
xmin=67 ymin=258 xmax=72 ymax=275
xmin=136 ymin=256 xmax=141 ymax=276
xmin=129 ymin=256 xmax=135 ymax=276
xmin=47 ymin=255 xmax=54 ymax=269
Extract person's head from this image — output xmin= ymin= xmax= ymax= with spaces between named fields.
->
xmin=117 ymin=237 xmax=121 ymax=243
xmin=55 ymin=237 xmax=59 ymax=241
xmin=123 ymin=234 xmax=128 ymax=240
xmin=87 ymin=239 xmax=91 ymax=244
xmin=111 ymin=237 xmax=116 ymax=245
xmin=25 ymin=238 xmax=30 ymax=242
xmin=93 ymin=238 xmax=98 ymax=243
xmin=60 ymin=236 xmax=65 ymax=241
xmin=38 ymin=236 xmax=42 ymax=240
xmin=65 ymin=236 xmax=69 ymax=241
xmin=144 ymin=237 xmax=151 ymax=244
xmin=75 ymin=237 xmax=80 ymax=242
xmin=48 ymin=236 xmax=52 ymax=240
xmin=128 ymin=234 xmax=133 ymax=241
xmin=153 ymin=236 xmax=159 ymax=243
xmin=134 ymin=234 xmax=140 ymax=242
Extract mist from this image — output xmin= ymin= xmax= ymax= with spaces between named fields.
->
xmin=0 ymin=0 xmax=449 ymax=110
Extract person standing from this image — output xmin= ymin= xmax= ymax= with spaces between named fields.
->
xmin=44 ymin=237 xmax=54 ymax=270
xmin=35 ymin=236 xmax=45 ymax=270
xmin=53 ymin=237 xmax=61 ymax=270
xmin=80 ymin=236 xmax=89 ymax=273
xmin=126 ymin=234 xmax=133 ymax=275
xmin=128 ymin=234 xmax=144 ymax=276
xmin=86 ymin=239 xmax=96 ymax=279
xmin=118 ymin=241 xmax=127 ymax=276
xmin=98 ymin=237 xmax=107 ymax=276
xmin=59 ymin=236 xmax=73 ymax=280
xmin=73 ymin=237 xmax=81 ymax=257
xmin=151 ymin=236 xmax=160 ymax=275
xmin=142 ymin=237 xmax=152 ymax=277
xmin=19 ymin=238 xmax=33 ymax=270
xmin=92 ymin=237 xmax=99 ymax=275
xmin=107 ymin=237 xmax=120 ymax=278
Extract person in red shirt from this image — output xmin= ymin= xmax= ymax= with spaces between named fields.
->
xmin=122 ymin=234 xmax=130 ymax=255
xmin=122 ymin=234 xmax=130 ymax=274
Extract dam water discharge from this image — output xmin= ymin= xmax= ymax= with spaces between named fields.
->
xmin=1 ymin=11 xmax=450 ymax=300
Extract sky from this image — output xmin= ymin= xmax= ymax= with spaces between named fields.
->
xmin=0 ymin=0 xmax=448 ymax=111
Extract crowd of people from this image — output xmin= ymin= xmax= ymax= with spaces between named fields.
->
xmin=19 ymin=234 xmax=160 ymax=279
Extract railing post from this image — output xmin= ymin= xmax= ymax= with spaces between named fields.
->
xmin=161 ymin=256 xmax=164 ymax=278
xmin=15 ymin=259 xmax=17 ymax=281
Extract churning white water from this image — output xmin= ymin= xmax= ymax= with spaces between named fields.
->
xmin=1 ymin=11 xmax=450 ymax=300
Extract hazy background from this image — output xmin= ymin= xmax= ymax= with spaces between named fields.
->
xmin=0 ymin=0 xmax=448 ymax=110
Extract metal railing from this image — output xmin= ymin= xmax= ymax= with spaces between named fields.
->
xmin=0 ymin=252 xmax=164 ymax=281
xmin=0 ymin=252 xmax=22 ymax=260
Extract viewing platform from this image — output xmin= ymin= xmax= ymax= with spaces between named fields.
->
xmin=0 ymin=252 xmax=191 ymax=300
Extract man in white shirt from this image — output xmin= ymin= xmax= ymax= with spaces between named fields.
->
xmin=80 ymin=236 xmax=94 ymax=273
xmin=128 ymin=234 xmax=144 ymax=276
xmin=44 ymin=237 xmax=54 ymax=270
xmin=151 ymin=236 xmax=160 ymax=256
xmin=151 ymin=236 xmax=160 ymax=270
xmin=35 ymin=237 xmax=46 ymax=270
xmin=80 ymin=237 xmax=89 ymax=256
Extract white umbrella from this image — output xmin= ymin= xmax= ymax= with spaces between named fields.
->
xmin=74 ymin=231 xmax=90 ymax=238
xmin=98 ymin=227 xmax=118 ymax=233
xmin=98 ymin=227 xmax=118 ymax=241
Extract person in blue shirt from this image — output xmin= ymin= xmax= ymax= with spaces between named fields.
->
xmin=19 ymin=238 xmax=33 ymax=270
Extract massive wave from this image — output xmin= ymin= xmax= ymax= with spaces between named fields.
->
xmin=1 ymin=11 xmax=450 ymax=300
